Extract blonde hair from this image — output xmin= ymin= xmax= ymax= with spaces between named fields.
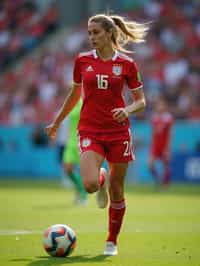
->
xmin=88 ymin=14 xmax=149 ymax=53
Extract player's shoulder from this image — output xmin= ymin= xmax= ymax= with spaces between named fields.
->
xmin=117 ymin=52 xmax=134 ymax=63
xmin=77 ymin=50 xmax=94 ymax=60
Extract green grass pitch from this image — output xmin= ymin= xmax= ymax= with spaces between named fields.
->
xmin=0 ymin=179 xmax=200 ymax=266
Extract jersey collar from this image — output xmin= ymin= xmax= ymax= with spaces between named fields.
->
xmin=92 ymin=49 xmax=118 ymax=61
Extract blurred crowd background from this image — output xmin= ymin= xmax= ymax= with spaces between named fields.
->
xmin=0 ymin=0 xmax=200 ymax=125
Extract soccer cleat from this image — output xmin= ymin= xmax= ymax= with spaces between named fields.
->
xmin=96 ymin=168 xmax=108 ymax=209
xmin=104 ymin=241 xmax=118 ymax=256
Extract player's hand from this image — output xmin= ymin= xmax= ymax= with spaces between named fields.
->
xmin=45 ymin=122 xmax=59 ymax=141
xmin=111 ymin=108 xmax=129 ymax=123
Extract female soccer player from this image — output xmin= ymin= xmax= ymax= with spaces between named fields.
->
xmin=149 ymin=98 xmax=173 ymax=187
xmin=46 ymin=14 xmax=148 ymax=255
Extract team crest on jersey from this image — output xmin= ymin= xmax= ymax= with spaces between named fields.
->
xmin=112 ymin=64 xmax=122 ymax=76
xmin=82 ymin=138 xmax=91 ymax=148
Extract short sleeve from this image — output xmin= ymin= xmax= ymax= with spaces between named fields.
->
xmin=73 ymin=56 xmax=82 ymax=85
xmin=126 ymin=61 xmax=143 ymax=91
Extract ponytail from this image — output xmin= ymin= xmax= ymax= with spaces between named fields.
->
xmin=89 ymin=14 xmax=149 ymax=53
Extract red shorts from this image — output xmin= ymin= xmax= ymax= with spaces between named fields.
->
xmin=151 ymin=146 xmax=170 ymax=161
xmin=78 ymin=130 xmax=135 ymax=163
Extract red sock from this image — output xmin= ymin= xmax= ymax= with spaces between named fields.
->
xmin=99 ymin=173 xmax=105 ymax=187
xmin=107 ymin=199 xmax=126 ymax=245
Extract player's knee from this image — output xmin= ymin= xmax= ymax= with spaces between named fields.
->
xmin=83 ymin=180 xmax=98 ymax=193
xmin=64 ymin=164 xmax=73 ymax=175
xmin=66 ymin=169 xmax=73 ymax=176
xmin=110 ymin=180 xmax=123 ymax=199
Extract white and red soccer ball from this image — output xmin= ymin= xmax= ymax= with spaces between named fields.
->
xmin=43 ymin=224 xmax=76 ymax=257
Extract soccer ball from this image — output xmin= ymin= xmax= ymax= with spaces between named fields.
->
xmin=43 ymin=224 xmax=77 ymax=257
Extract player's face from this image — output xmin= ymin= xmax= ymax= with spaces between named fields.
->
xmin=88 ymin=21 xmax=111 ymax=50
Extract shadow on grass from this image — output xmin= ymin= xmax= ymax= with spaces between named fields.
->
xmin=11 ymin=255 xmax=110 ymax=265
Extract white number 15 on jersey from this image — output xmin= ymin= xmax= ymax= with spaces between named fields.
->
xmin=96 ymin=74 xmax=109 ymax=89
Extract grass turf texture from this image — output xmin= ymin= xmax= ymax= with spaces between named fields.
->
xmin=0 ymin=180 xmax=200 ymax=266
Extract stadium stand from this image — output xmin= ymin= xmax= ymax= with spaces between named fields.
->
xmin=0 ymin=0 xmax=59 ymax=72
xmin=0 ymin=0 xmax=199 ymax=125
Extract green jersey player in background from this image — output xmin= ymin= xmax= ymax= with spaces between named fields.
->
xmin=62 ymin=99 xmax=87 ymax=205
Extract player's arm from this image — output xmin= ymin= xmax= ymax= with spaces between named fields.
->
xmin=45 ymin=83 xmax=81 ymax=140
xmin=52 ymin=82 xmax=81 ymax=127
xmin=112 ymin=86 xmax=146 ymax=123
xmin=125 ymin=86 xmax=146 ymax=115
xmin=112 ymin=60 xmax=146 ymax=123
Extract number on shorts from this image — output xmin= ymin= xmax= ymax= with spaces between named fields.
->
xmin=123 ymin=141 xmax=132 ymax=156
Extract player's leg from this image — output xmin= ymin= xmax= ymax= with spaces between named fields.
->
xmin=58 ymin=144 xmax=68 ymax=186
xmin=103 ymin=162 xmax=128 ymax=255
xmin=148 ymin=154 xmax=160 ymax=185
xmin=63 ymin=145 xmax=87 ymax=203
xmin=96 ymin=167 xmax=109 ymax=208
xmin=79 ymin=135 xmax=108 ymax=207
xmin=103 ymin=133 xmax=133 ymax=255
xmin=80 ymin=150 xmax=105 ymax=193
xmin=63 ymin=162 xmax=87 ymax=203
xmin=162 ymin=152 xmax=171 ymax=186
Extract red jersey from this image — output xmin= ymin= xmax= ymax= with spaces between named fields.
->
xmin=151 ymin=112 xmax=173 ymax=155
xmin=73 ymin=49 xmax=142 ymax=136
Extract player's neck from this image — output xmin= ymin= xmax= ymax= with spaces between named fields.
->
xmin=96 ymin=47 xmax=115 ymax=61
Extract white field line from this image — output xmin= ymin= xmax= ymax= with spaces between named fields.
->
xmin=0 ymin=230 xmax=43 ymax=236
